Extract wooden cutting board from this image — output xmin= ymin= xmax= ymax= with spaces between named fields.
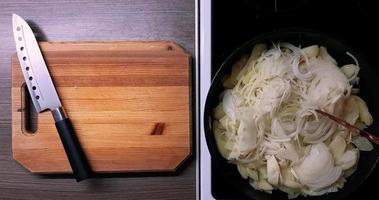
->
xmin=11 ymin=41 xmax=191 ymax=173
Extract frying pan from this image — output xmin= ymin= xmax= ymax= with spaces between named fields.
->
xmin=203 ymin=29 xmax=379 ymax=200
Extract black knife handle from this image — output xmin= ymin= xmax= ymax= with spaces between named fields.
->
xmin=55 ymin=117 xmax=92 ymax=182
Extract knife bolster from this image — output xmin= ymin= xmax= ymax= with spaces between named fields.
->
xmin=52 ymin=107 xmax=67 ymax=122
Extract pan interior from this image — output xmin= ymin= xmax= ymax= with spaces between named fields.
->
xmin=204 ymin=30 xmax=379 ymax=200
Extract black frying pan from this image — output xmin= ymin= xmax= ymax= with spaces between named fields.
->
xmin=203 ymin=29 xmax=379 ymax=200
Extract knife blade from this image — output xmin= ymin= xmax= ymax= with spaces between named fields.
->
xmin=12 ymin=14 xmax=92 ymax=182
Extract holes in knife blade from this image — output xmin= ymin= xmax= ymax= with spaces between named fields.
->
xmin=36 ymin=95 xmax=40 ymax=100
xmin=23 ymin=56 xmax=27 ymax=61
xmin=26 ymin=66 xmax=29 ymax=71
xmin=16 ymin=26 xmax=21 ymax=31
xmin=32 ymin=86 xmax=36 ymax=90
xmin=18 ymin=36 xmax=22 ymax=41
xmin=20 ymin=47 xmax=24 ymax=51
xmin=29 ymin=76 xmax=33 ymax=80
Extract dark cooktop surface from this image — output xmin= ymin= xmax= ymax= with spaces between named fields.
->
xmin=211 ymin=0 xmax=379 ymax=199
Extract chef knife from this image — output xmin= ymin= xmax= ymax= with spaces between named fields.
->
xmin=12 ymin=14 xmax=92 ymax=182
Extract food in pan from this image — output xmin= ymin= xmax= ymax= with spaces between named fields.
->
xmin=212 ymin=43 xmax=374 ymax=198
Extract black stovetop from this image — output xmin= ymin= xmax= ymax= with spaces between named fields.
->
xmin=211 ymin=0 xmax=379 ymax=199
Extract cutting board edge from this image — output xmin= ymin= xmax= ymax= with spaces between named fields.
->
xmin=12 ymin=147 xmax=193 ymax=174
xmin=41 ymin=40 xmax=190 ymax=54
xmin=10 ymin=40 xmax=191 ymax=59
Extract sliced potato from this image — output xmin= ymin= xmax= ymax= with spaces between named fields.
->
xmin=329 ymin=135 xmax=346 ymax=160
xmin=276 ymin=142 xmax=299 ymax=162
xmin=335 ymin=128 xmax=348 ymax=139
xmin=219 ymin=115 xmax=229 ymax=131
xmin=301 ymin=45 xmax=319 ymax=59
xmin=237 ymin=43 xmax=267 ymax=81
xmin=267 ymin=156 xmax=280 ymax=185
xmin=354 ymin=95 xmax=373 ymax=125
xmin=342 ymin=96 xmax=360 ymax=125
xmin=247 ymin=168 xmax=259 ymax=180
xmin=278 ymin=186 xmax=300 ymax=199
xmin=334 ymin=177 xmax=346 ymax=189
xmin=213 ymin=102 xmax=225 ymax=120
xmin=246 ymin=158 xmax=266 ymax=169
xmin=237 ymin=164 xmax=249 ymax=179
xmin=241 ymin=68 xmax=257 ymax=85
xmin=237 ymin=121 xmax=258 ymax=153
xmin=258 ymin=166 xmax=268 ymax=180
xmin=336 ymin=149 xmax=358 ymax=170
xmin=248 ymin=43 xmax=268 ymax=65
xmin=281 ymin=167 xmax=302 ymax=189
xmin=319 ymin=46 xmax=337 ymax=65
xmin=250 ymin=179 xmax=274 ymax=193
xmin=237 ymin=163 xmax=259 ymax=180
xmin=214 ymin=126 xmax=232 ymax=159
xmin=212 ymin=121 xmax=224 ymax=135
xmin=223 ymin=55 xmax=249 ymax=88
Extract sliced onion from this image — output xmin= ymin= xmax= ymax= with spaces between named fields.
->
xmin=213 ymin=43 xmax=373 ymax=197
xmin=294 ymin=143 xmax=342 ymax=190
xmin=267 ymin=155 xmax=280 ymax=185
xmin=336 ymin=149 xmax=358 ymax=170
xmin=222 ymin=90 xmax=237 ymax=121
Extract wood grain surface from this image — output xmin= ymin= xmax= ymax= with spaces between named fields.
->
xmin=0 ymin=1 xmax=195 ymax=199
xmin=12 ymin=41 xmax=191 ymax=173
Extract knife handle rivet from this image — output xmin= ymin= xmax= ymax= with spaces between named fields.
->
xmin=20 ymin=47 xmax=24 ymax=51
xmin=29 ymin=76 xmax=33 ymax=81
xmin=23 ymin=56 xmax=27 ymax=61
xmin=26 ymin=66 xmax=29 ymax=71
xmin=18 ymin=36 xmax=22 ymax=41
xmin=32 ymin=86 xmax=36 ymax=90
xmin=16 ymin=26 xmax=21 ymax=31
xmin=36 ymin=95 xmax=40 ymax=100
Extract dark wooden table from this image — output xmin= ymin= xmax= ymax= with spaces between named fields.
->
xmin=0 ymin=0 xmax=196 ymax=199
